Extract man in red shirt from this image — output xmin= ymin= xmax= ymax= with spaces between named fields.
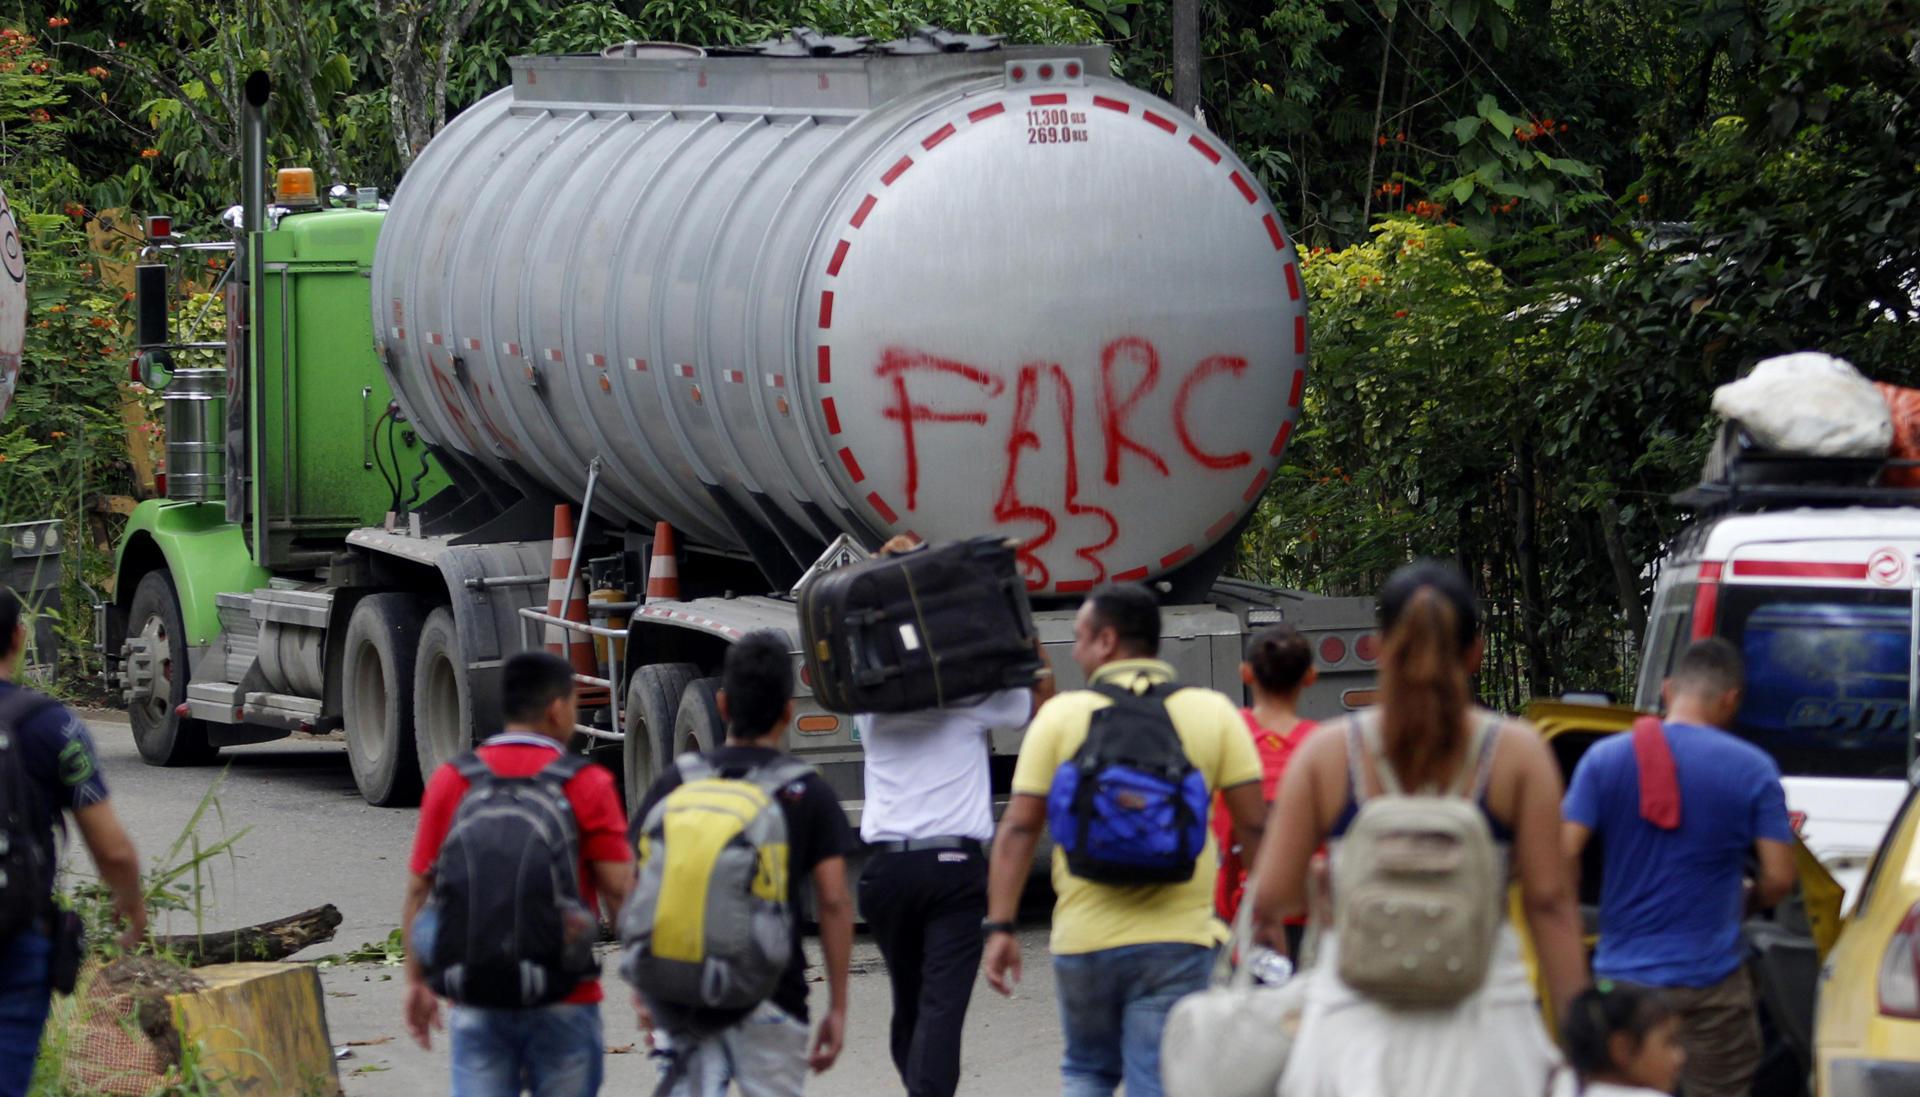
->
xmin=402 ymin=652 xmax=633 ymax=1096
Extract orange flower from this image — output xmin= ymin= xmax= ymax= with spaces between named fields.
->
xmin=1637 ymin=192 xmax=1650 ymax=205
xmin=47 ymin=16 xmax=70 ymax=28
xmin=49 ymin=431 xmax=66 ymax=440
xmin=28 ymin=108 xmax=48 ymax=123
xmin=86 ymin=66 xmax=109 ymax=80
xmin=1394 ymin=310 xmax=1408 ymax=318
xmin=47 ymin=304 xmax=67 ymax=313
xmin=140 ymin=147 xmax=160 ymax=159
xmin=29 ymin=61 xmax=48 ymax=74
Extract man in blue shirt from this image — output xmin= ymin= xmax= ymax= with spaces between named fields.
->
xmin=1564 ymin=637 xmax=1796 ymax=1097
xmin=0 ymin=588 xmax=147 ymax=1097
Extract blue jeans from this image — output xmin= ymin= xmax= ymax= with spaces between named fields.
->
xmin=1052 ymin=942 xmax=1212 ymax=1097
xmin=0 ymin=932 xmax=52 ymax=1097
xmin=450 ymin=1002 xmax=604 ymax=1097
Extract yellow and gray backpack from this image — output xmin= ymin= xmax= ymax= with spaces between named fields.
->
xmin=619 ymin=753 xmax=810 ymax=1016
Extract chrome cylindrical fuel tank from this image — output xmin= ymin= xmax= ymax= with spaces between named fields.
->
xmin=370 ymin=43 xmax=1309 ymax=594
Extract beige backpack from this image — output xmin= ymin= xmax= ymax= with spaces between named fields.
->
xmin=1332 ymin=711 xmax=1503 ymax=1008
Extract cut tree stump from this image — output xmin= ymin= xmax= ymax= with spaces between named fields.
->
xmin=148 ymin=904 xmax=343 ymax=966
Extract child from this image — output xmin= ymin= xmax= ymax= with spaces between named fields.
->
xmin=1560 ymin=981 xmax=1686 ymax=1096
xmin=1214 ymin=623 xmax=1317 ymax=930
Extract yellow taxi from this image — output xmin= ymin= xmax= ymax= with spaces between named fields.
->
xmin=1816 ymin=765 xmax=1920 ymax=1096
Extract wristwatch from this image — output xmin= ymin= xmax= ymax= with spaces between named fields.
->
xmin=981 ymin=920 xmax=1017 ymax=939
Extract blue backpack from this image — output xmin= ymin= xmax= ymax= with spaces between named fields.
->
xmin=1046 ymin=681 xmax=1210 ymax=884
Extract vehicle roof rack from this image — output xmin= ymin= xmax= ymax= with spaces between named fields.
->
xmin=1675 ymin=423 xmax=1920 ymax=513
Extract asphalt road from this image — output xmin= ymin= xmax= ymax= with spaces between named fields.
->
xmin=67 ymin=714 xmax=1067 ymax=1095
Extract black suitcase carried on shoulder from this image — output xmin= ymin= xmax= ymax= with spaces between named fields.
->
xmin=798 ymin=536 xmax=1044 ymax=714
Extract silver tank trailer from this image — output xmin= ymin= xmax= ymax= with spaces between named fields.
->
xmin=370 ymin=43 xmax=1309 ymax=596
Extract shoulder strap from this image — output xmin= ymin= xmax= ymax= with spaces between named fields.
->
xmin=1456 ymin=716 xmax=1502 ymax=800
xmin=672 ymin=752 xmax=713 ymax=784
xmin=451 ymin=751 xmax=491 ymax=783
xmin=537 ymin=751 xmax=591 ymax=785
xmin=748 ymin=758 xmax=814 ymax=796
xmin=1343 ymin=713 xmax=1375 ymax=804
xmin=1354 ymin=710 xmax=1405 ymax=797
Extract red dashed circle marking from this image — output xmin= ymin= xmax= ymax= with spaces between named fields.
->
xmin=1268 ymin=421 xmax=1292 ymax=457
xmin=1263 ymin=214 xmax=1287 ymax=250
xmin=1243 ymin=468 xmax=1271 ymax=503
xmin=815 ymin=88 xmax=1303 ymax=588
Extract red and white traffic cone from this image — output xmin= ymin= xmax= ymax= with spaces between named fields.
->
xmin=545 ymin=505 xmax=604 ymax=699
xmin=646 ymin=521 xmax=680 ymax=603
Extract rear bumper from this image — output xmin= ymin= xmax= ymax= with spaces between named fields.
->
xmin=1827 ymin=1058 xmax=1920 ymax=1097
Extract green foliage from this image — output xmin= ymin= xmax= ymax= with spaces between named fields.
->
xmin=0 ymin=0 xmax=1914 ymax=705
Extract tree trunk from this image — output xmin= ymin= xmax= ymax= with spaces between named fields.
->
xmin=148 ymin=904 xmax=343 ymax=966
xmin=1511 ymin=438 xmax=1555 ymax=697
xmin=1596 ymin=498 xmax=1649 ymax=639
xmin=1171 ymin=0 xmax=1200 ymax=115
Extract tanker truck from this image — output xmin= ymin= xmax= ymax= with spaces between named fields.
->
xmin=99 ymin=34 xmax=1380 ymax=812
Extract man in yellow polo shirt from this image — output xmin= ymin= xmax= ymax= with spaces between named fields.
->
xmin=982 ymin=583 xmax=1266 ymax=1097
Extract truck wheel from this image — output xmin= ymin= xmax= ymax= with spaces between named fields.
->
xmin=123 ymin=571 xmax=217 ymax=766
xmin=624 ymin=662 xmax=698 ymax=807
xmin=342 ymin=593 xmax=425 ymax=807
xmin=671 ymin=677 xmax=723 ymax=762
xmin=413 ymin=607 xmax=472 ymax=779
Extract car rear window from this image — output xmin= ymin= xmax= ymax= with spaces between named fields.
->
xmin=1720 ymin=584 xmax=1914 ymax=777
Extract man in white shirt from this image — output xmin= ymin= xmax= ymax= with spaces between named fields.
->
xmin=853 ymin=537 xmax=1051 ymax=1097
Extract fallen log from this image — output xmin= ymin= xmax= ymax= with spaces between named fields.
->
xmin=148 ymin=904 xmax=343 ymax=966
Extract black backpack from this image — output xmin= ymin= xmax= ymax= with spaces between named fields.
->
xmin=1 ymin=687 xmax=57 ymax=940
xmin=1045 ymin=682 xmax=1211 ymax=885
xmin=423 ymin=751 xmax=600 ymax=1007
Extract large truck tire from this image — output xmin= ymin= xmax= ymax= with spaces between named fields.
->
xmin=623 ymin=662 xmax=697 ymax=808
xmin=124 ymin=570 xmax=218 ymax=766
xmin=670 ymin=677 xmax=723 ymax=763
xmin=412 ymin=607 xmax=472 ymax=780
xmin=342 ymin=593 xmax=425 ymax=807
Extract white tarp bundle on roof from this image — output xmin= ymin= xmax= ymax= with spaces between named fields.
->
xmin=1712 ymin=351 xmax=1893 ymax=457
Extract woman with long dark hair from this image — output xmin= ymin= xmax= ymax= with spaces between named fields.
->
xmin=1249 ymin=561 xmax=1587 ymax=1096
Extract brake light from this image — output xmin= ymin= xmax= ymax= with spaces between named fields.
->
xmin=145 ymin=214 xmax=172 ymax=241
xmin=1880 ymin=901 xmax=1920 ymax=1018
xmin=129 ymin=356 xmax=143 ymax=385
xmin=1690 ymin=561 xmax=1722 ymax=641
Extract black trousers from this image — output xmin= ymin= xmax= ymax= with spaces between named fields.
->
xmin=857 ymin=846 xmax=988 ymax=1097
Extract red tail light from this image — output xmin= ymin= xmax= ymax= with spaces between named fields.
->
xmin=1880 ymin=901 xmax=1920 ymax=1019
xmin=154 ymin=471 xmax=168 ymax=496
xmin=128 ymin=356 xmax=143 ymax=385
xmin=1689 ymin=561 xmax=1722 ymax=640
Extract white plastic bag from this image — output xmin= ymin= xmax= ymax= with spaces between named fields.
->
xmin=1711 ymin=352 xmax=1892 ymax=457
xmin=1161 ymin=879 xmax=1307 ymax=1097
